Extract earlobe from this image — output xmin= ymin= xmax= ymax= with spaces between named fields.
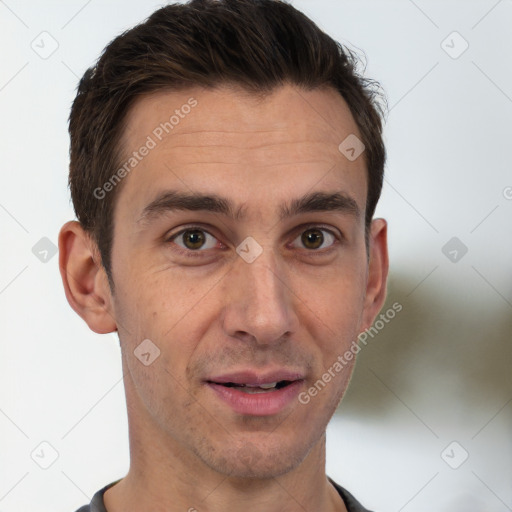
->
xmin=360 ymin=218 xmax=389 ymax=332
xmin=58 ymin=220 xmax=117 ymax=334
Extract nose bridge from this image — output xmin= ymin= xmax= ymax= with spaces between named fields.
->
xmin=222 ymin=243 xmax=297 ymax=343
xmin=246 ymin=248 xmax=284 ymax=306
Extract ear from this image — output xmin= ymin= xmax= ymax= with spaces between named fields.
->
xmin=58 ymin=221 xmax=117 ymax=334
xmin=360 ymin=218 xmax=389 ymax=332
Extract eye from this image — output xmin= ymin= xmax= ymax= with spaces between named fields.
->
xmin=291 ymin=227 xmax=338 ymax=250
xmin=171 ymin=228 xmax=219 ymax=251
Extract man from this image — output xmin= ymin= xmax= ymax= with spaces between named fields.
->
xmin=58 ymin=0 xmax=388 ymax=510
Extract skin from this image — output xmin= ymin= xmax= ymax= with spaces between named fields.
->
xmin=59 ymin=84 xmax=388 ymax=512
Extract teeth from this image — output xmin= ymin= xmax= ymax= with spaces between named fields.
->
xmin=245 ymin=382 xmax=278 ymax=389
xmin=236 ymin=386 xmax=277 ymax=394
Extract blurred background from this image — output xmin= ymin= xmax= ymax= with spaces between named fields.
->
xmin=0 ymin=1 xmax=511 ymax=510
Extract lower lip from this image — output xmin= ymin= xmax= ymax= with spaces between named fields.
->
xmin=206 ymin=381 xmax=303 ymax=416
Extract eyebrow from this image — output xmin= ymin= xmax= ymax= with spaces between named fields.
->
xmin=136 ymin=189 xmax=360 ymax=225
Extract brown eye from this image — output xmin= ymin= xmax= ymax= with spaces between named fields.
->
xmin=183 ymin=230 xmax=205 ymax=249
xmin=301 ymin=229 xmax=324 ymax=249
xmin=173 ymin=229 xmax=217 ymax=251
xmin=291 ymin=227 xmax=337 ymax=251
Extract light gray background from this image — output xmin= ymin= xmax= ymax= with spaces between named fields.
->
xmin=1 ymin=1 xmax=511 ymax=511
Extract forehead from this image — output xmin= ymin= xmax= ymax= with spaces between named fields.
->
xmin=122 ymin=83 xmax=358 ymax=151
xmin=116 ymin=84 xmax=367 ymax=222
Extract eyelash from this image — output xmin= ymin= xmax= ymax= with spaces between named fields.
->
xmin=166 ymin=224 xmax=342 ymax=258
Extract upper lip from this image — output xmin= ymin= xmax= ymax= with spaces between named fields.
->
xmin=206 ymin=369 xmax=305 ymax=386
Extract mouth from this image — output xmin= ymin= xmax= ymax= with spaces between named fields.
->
xmin=205 ymin=371 xmax=305 ymax=416
xmin=207 ymin=380 xmax=295 ymax=393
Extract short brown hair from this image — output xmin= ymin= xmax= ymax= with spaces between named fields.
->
xmin=68 ymin=0 xmax=386 ymax=287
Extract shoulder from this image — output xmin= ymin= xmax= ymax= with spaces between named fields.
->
xmin=328 ymin=476 xmax=374 ymax=512
xmin=72 ymin=479 xmax=120 ymax=512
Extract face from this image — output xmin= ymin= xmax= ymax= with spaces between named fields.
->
xmin=107 ymin=84 xmax=385 ymax=479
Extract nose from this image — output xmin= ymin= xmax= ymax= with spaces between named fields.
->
xmin=220 ymin=245 xmax=299 ymax=346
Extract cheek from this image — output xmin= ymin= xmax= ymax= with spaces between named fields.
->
xmin=293 ymin=259 xmax=368 ymax=373
xmin=114 ymin=269 xmax=215 ymax=376
xmin=115 ymin=265 xmax=176 ymax=328
xmin=296 ymin=259 xmax=367 ymax=326
xmin=115 ymin=276 xmax=199 ymax=412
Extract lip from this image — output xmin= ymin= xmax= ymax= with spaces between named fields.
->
xmin=206 ymin=380 xmax=303 ymax=416
xmin=205 ymin=369 xmax=305 ymax=416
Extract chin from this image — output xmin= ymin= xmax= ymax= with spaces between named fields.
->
xmin=198 ymin=437 xmax=313 ymax=480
